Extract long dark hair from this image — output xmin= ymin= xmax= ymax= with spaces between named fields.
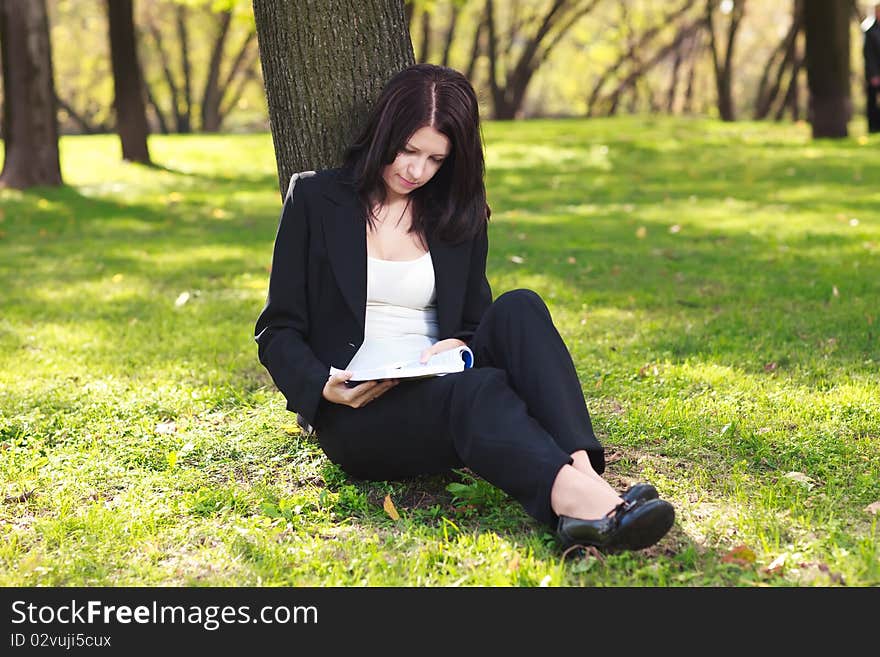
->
xmin=342 ymin=64 xmax=489 ymax=244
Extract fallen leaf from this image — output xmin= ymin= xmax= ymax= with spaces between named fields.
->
xmin=155 ymin=421 xmax=177 ymax=435
xmin=784 ymin=471 xmax=813 ymax=486
xmin=864 ymin=501 xmax=880 ymax=515
xmin=383 ymin=494 xmax=400 ymax=521
xmin=635 ymin=226 xmax=647 ymax=239
xmin=509 ymin=255 xmax=524 ymax=264
xmin=832 ymin=286 xmax=839 ymax=297
xmin=507 ymin=554 xmax=520 ymax=572
xmin=761 ymin=553 xmax=786 ymax=576
xmin=721 ymin=544 xmax=756 ymax=566
xmin=567 ymin=256 xmax=576 ymax=264
xmin=174 ymin=291 xmax=190 ymax=307
xmin=669 ymin=224 xmax=682 ymax=234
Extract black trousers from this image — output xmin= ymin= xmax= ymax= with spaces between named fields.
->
xmin=313 ymin=289 xmax=605 ymax=528
xmin=869 ymin=84 xmax=880 ymax=133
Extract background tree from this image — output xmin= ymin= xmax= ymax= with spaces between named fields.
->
xmin=107 ymin=0 xmax=151 ymax=163
xmin=705 ymin=0 xmax=746 ymax=121
xmin=138 ymin=0 xmax=263 ymax=134
xmin=252 ymin=0 xmax=414 ymax=197
xmin=0 ymin=0 xmax=63 ymax=189
xmin=803 ymin=0 xmax=851 ymax=138
xmin=483 ymin=0 xmax=601 ymax=119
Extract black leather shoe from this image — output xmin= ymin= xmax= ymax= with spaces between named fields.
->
xmin=557 ymin=498 xmax=675 ymax=552
xmin=621 ymin=483 xmax=658 ymax=504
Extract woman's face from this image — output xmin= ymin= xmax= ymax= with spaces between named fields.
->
xmin=381 ymin=125 xmax=451 ymax=198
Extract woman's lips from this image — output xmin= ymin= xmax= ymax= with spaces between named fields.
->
xmin=397 ymin=174 xmax=417 ymax=187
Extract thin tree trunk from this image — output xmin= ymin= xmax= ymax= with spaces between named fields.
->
xmin=706 ymin=0 xmax=746 ymax=121
xmin=418 ymin=7 xmax=430 ymax=62
xmin=201 ymin=10 xmax=232 ymax=133
xmin=55 ymin=95 xmax=98 ymax=134
xmin=775 ymin=54 xmax=804 ymax=121
xmin=587 ymin=0 xmax=695 ymax=117
xmin=803 ymin=0 xmax=850 ymax=137
xmin=175 ymin=4 xmax=192 ymax=133
xmin=464 ymin=5 xmax=486 ymax=82
xmin=754 ymin=2 xmax=802 ymax=120
xmin=441 ymin=4 xmax=460 ymax=67
xmin=146 ymin=17 xmax=183 ymax=133
xmin=253 ymin=0 xmax=414 ymax=197
xmin=214 ymin=31 xmax=258 ymax=131
xmin=0 ymin=0 xmax=62 ymax=188
xmin=107 ymin=0 xmax=151 ymax=163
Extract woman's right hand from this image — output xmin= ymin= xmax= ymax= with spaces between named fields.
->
xmin=322 ymin=371 xmax=398 ymax=408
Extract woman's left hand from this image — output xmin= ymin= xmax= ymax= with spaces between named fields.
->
xmin=419 ymin=338 xmax=467 ymax=364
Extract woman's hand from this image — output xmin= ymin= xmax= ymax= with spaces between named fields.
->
xmin=419 ymin=338 xmax=467 ymax=364
xmin=322 ymin=371 xmax=398 ymax=408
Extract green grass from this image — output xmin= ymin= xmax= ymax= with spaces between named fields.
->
xmin=1 ymin=117 xmax=878 ymax=586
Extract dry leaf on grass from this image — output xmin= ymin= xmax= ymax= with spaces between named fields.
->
xmin=383 ymin=494 xmax=400 ymax=521
xmin=721 ymin=544 xmax=756 ymax=566
xmin=864 ymin=501 xmax=880 ymax=515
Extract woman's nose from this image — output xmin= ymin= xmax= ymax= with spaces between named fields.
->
xmin=408 ymin=159 xmax=426 ymax=179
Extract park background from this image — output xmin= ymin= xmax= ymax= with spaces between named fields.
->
xmin=0 ymin=0 xmax=878 ymax=586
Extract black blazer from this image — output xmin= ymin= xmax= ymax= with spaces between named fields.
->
xmin=254 ymin=167 xmax=492 ymax=428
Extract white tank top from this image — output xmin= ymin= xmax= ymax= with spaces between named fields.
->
xmin=344 ymin=251 xmax=439 ymax=371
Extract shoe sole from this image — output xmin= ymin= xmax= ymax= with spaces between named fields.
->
xmin=609 ymin=500 xmax=675 ymax=551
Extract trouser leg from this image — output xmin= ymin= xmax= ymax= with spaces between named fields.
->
xmin=314 ymin=366 xmax=572 ymax=527
xmin=468 ymin=289 xmax=605 ymax=474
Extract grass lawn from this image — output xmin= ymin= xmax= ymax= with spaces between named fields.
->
xmin=1 ymin=117 xmax=878 ymax=586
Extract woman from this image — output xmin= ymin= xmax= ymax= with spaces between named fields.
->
xmin=254 ymin=64 xmax=674 ymax=552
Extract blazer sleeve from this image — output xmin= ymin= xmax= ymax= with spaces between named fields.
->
xmin=254 ymin=184 xmax=329 ymax=426
xmin=451 ymin=222 xmax=492 ymax=344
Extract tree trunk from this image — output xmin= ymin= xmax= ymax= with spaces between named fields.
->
xmin=418 ymin=7 xmax=431 ymax=63
xmin=201 ymin=10 xmax=232 ymax=133
xmin=107 ymin=0 xmax=151 ymax=164
xmin=706 ymin=0 xmax=746 ymax=121
xmin=464 ymin=6 xmax=485 ymax=82
xmin=213 ymin=30 xmax=258 ymax=132
xmin=441 ymin=4 xmax=460 ymax=68
xmin=175 ymin=4 xmax=193 ymax=133
xmin=253 ymin=0 xmax=414 ymax=198
xmin=803 ymin=0 xmax=850 ymax=138
xmin=0 ymin=0 xmax=62 ymax=188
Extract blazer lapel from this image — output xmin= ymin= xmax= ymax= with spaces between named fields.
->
xmin=427 ymin=232 xmax=471 ymax=339
xmin=321 ymin=179 xmax=367 ymax=330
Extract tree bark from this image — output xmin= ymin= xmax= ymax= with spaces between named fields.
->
xmin=803 ymin=0 xmax=850 ymax=138
xmin=107 ymin=0 xmax=151 ymax=163
xmin=0 ymin=0 xmax=62 ymax=188
xmin=253 ymin=0 xmax=414 ymax=198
